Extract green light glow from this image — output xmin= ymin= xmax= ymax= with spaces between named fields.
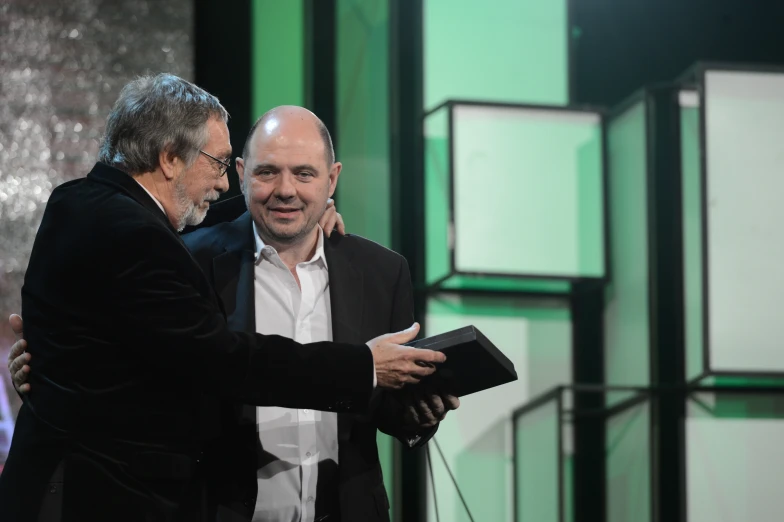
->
xmin=251 ymin=0 xmax=304 ymax=119
xmin=424 ymin=0 xmax=569 ymax=110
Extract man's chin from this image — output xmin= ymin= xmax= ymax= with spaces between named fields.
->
xmin=178 ymin=207 xmax=209 ymax=231
xmin=265 ymin=224 xmax=311 ymax=243
xmin=192 ymin=208 xmax=209 ymax=224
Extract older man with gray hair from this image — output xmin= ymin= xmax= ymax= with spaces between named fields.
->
xmin=0 ymin=74 xmax=444 ymax=522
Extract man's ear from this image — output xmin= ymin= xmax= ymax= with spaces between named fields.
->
xmin=328 ymin=161 xmax=342 ymax=198
xmin=236 ymin=157 xmax=246 ymax=193
xmin=158 ymin=147 xmax=183 ymax=181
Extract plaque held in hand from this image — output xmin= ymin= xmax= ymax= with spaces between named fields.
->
xmin=406 ymin=326 xmax=517 ymax=397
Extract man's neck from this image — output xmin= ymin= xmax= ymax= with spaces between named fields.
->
xmin=258 ymin=226 xmax=320 ymax=270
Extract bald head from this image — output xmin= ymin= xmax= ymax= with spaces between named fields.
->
xmin=242 ymin=106 xmax=335 ymax=167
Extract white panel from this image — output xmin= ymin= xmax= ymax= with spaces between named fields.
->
xmin=604 ymin=100 xmax=650 ymax=398
xmin=687 ymin=417 xmax=784 ymax=522
xmin=705 ymin=70 xmax=784 ymax=371
xmin=679 ymin=90 xmax=699 ymax=108
xmin=451 ymin=104 xmax=604 ymax=277
xmin=680 ymin=90 xmax=705 ymax=382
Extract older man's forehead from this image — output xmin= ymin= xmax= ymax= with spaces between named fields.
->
xmin=206 ymin=119 xmax=233 ymax=158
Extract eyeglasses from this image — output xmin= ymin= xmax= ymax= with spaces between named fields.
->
xmin=199 ymin=150 xmax=231 ymax=177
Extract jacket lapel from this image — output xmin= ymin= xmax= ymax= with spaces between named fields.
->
xmin=324 ymin=235 xmax=363 ymax=345
xmin=212 ymin=213 xmax=256 ymax=334
xmin=324 ymin=235 xmax=365 ymax=445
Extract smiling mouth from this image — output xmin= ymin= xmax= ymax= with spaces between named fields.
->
xmin=270 ymin=208 xmax=301 ymax=216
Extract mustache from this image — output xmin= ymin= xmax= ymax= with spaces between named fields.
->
xmin=203 ymin=191 xmax=220 ymax=203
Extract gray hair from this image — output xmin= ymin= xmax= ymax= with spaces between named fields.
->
xmin=98 ymin=73 xmax=229 ymax=174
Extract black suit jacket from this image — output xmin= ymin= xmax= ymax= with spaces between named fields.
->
xmin=0 ymin=163 xmax=375 ymax=522
xmin=183 ymin=211 xmax=432 ymax=522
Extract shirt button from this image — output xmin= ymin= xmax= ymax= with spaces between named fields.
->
xmin=306 ymin=452 xmax=312 ymax=457
xmin=302 ymin=409 xmax=309 ymax=414
xmin=307 ymin=497 xmax=314 ymax=503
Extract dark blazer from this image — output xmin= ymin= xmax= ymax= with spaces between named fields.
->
xmin=183 ymin=211 xmax=432 ymax=522
xmin=0 ymin=163 xmax=375 ymax=522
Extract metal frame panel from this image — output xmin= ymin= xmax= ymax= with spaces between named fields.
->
xmin=424 ymin=100 xmax=609 ymax=297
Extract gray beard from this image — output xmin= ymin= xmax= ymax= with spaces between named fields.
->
xmin=173 ymin=179 xmax=210 ymax=232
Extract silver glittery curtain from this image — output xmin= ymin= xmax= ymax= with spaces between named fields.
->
xmin=0 ymin=0 xmax=193 ymax=461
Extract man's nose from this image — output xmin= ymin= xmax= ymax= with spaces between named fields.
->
xmin=274 ymin=172 xmax=297 ymax=198
xmin=215 ymin=172 xmax=230 ymax=193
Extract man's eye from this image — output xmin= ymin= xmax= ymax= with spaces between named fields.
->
xmin=258 ymin=170 xmax=273 ymax=176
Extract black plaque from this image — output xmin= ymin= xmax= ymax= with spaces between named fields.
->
xmin=407 ymin=326 xmax=517 ymax=397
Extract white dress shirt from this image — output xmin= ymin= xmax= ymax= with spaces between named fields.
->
xmin=251 ymin=223 xmax=338 ymax=522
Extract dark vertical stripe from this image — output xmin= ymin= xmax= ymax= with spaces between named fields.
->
xmin=194 ymin=0 xmax=252 ymax=200
xmin=570 ymin=281 xmax=606 ymax=522
xmin=389 ymin=1 xmax=426 ymax=520
xmin=304 ymin=0 xmax=337 ymax=150
xmin=648 ymin=86 xmax=687 ymax=522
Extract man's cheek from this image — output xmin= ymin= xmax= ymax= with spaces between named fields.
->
xmin=253 ymin=188 xmax=271 ymax=203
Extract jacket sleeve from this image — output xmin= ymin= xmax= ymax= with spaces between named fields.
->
xmin=110 ymin=222 xmax=374 ymax=414
xmin=372 ymin=256 xmax=439 ymax=448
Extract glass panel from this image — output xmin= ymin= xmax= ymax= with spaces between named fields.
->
xmin=604 ymin=99 xmax=651 ymax=404
xmin=251 ymin=0 xmax=304 ymax=116
xmin=686 ymin=392 xmax=784 ymax=522
xmin=563 ymin=452 xmax=574 ymax=522
xmin=453 ymin=418 xmax=510 ymax=522
xmin=423 ymin=0 xmax=569 ymax=110
xmin=440 ymin=275 xmax=571 ymax=294
xmin=705 ymin=376 xmax=784 ymax=388
xmin=561 ymin=404 xmax=574 ymax=522
xmin=704 ymin=70 xmax=784 ymax=372
xmin=425 ymin=105 xmax=452 ymax=285
xmin=336 ymin=0 xmax=391 ymax=246
xmin=606 ymin=399 xmax=651 ymax=522
xmin=425 ymin=294 xmax=572 ymax=522
xmin=680 ymin=89 xmax=704 ymax=382
xmin=452 ymin=105 xmax=605 ymax=278
xmin=515 ymin=397 xmax=560 ymax=522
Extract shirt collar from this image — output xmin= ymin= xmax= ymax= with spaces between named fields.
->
xmin=133 ymin=178 xmax=166 ymax=215
xmin=252 ymin=220 xmax=328 ymax=269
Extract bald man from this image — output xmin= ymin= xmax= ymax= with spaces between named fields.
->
xmin=182 ymin=106 xmax=460 ymax=522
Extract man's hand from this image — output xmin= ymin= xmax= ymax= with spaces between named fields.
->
xmin=6 ymin=314 xmax=30 ymax=394
xmin=319 ymin=198 xmax=345 ymax=237
xmin=401 ymin=382 xmax=460 ymax=429
xmin=368 ymin=323 xmax=446 ymax=389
